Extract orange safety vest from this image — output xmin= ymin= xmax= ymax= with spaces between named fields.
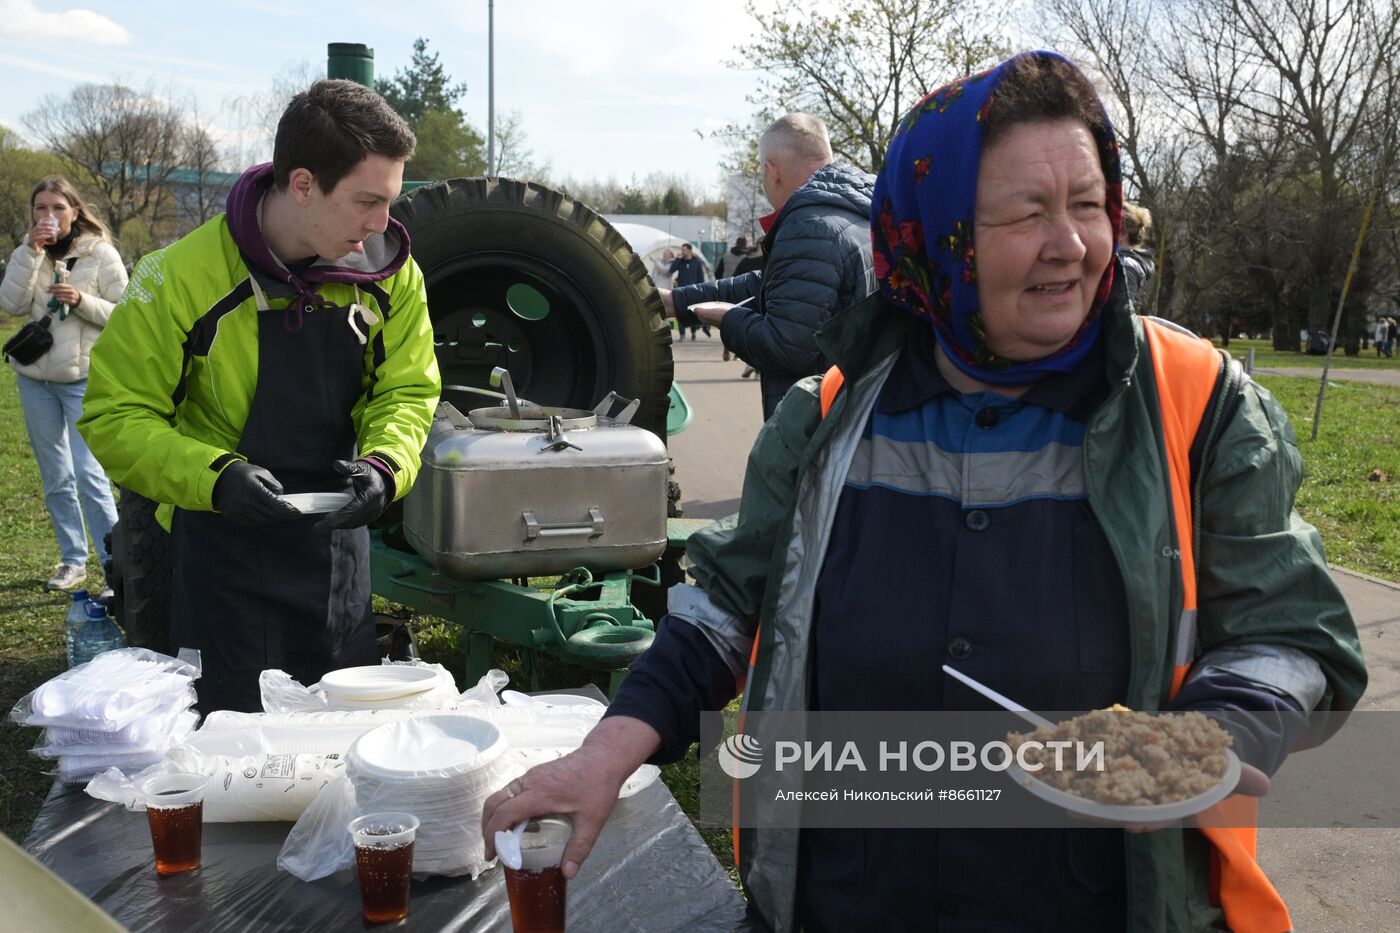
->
xmin=736 ymin=319 xmax=1289 ymax=932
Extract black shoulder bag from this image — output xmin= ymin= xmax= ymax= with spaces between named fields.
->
xmin=3 ymin=256 xmax=78 ymax=365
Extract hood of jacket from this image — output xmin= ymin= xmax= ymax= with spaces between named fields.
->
xmin=225 ymin=163 xmax=410 ymax=313
xmin=763 ymin=161 xmax=874 ymax=251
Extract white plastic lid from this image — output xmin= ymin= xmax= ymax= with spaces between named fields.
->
xmin=321 ymin=665 xmax=441 ymax=702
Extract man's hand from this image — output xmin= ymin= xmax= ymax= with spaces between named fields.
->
xmin=691 ymin=301 xmax=738 ymax=327
xmin=316 ymin=459 xmax=389 ymax=530
xmin=212 ymin=461 xmax=300 ymax=525
xmin=481 ymin=716 xmax=660 ymax=879
xmin=658 ymin=288 xmax=675 ymax=318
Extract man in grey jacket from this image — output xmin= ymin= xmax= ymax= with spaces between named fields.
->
xmin=660 ymin=114 xmax=875 ymax=419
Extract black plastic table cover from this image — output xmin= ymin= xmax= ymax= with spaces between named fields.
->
xmin=23 ymin=777 xmax=747 ymax=932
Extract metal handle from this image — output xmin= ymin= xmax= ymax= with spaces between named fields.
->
xmin=442 ymin=384 xmax=542 ymax=409
xmin=490 ymin=367 xmax=521 ymax=419
xmin=522 ymin=507 xmax=605 ymax=541
xmin=591 ymin=392 xmax=640 ymax=425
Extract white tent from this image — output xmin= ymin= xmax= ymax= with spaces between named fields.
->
xmin=611 ymin=222 xmax=714 ymax=291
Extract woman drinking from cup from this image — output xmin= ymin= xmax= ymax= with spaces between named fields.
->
xmin=1 ymin=176 xmax=127 ymax=590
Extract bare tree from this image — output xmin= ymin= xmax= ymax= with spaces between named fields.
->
xmin=1221 ymin=0 xmax=1400 ymax=337
xmin=23 ymin=83 xmax=186 ymax=242
xmin=224 ymin=60 xmax=323 ymax=167
xmin=735 ymin=0 xmax=1006 ymax=172
xmin=180 ymin=115 xmax=232 ymax=227
xmin=493 ymin=110 xmax=550 ymax=181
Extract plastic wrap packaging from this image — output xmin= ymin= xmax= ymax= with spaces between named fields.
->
xmin=278 ymin=714 xmax=512 ymax=881
xmin=84 ymin=670 xmax=516 ymax=824
xmin=33 ymin=709 xmax=200 ymax=759
xmin=259 ymin=659 xmax=486 ymax=713
xmin=10 ymin=648 xmax=201 ymax=731
xmin=25 ymin=775 xmax=749 ymax=931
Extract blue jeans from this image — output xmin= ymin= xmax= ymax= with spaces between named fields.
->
xmin=15 ymin=373 xmax=118 ymax=566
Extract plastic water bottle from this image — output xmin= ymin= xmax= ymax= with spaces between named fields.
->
xmin=64 ymin=590 xmax=91 ymax=668
xmin=70 ymin=600 xmax=126 ymax=667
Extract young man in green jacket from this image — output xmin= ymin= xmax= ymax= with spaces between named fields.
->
xmin=80 ymin=80 xmax=441 ymax=712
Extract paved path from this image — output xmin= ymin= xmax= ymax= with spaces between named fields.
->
xmin=668 ymin=334 xmax=1400 ymax=931
xmin=1255 ymin=366 xmax=1400 ymax=387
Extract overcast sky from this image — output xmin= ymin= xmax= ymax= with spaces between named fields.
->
xmin=0 ymin=0 xmax=765 ymax=195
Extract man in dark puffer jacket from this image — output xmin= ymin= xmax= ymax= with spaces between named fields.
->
xmin=660 ymin=113 xmax=876 ymax=420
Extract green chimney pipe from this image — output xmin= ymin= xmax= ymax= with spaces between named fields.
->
xmin=327 ymin=43 xmax=374 ymax=87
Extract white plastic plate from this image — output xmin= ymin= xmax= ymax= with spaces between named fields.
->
xmin=1008 ymin=748 xmax=1241 ymax=824
xmin=321 ymin=665 xmax=441 ymax=702
xmin=279 ymin=492 xmax=353 ymax=514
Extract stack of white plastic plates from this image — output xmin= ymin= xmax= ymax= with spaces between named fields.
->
xmin=348 ymin=715 xmax=510 ymax=875
xmin=320 ymin=666 xmax=443 ymax=710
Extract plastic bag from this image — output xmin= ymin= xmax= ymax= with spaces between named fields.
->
xmin=10 ymin=648 xmax=201 ymax=731
xmin=259 ymin=660 xmax=501 ymax=713
xmin=33 ymin=707 xmax=199 ymax=758
xmin=277 ymin=714 xmax=511 ymax=881
xmin=84 ymin=748 xmax=346 ymax=822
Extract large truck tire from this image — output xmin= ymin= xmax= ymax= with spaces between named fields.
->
xmin=109 ymin=489 xmax=171 ymax=655
xmin=391 ymin=178 xmax=674 ymax=443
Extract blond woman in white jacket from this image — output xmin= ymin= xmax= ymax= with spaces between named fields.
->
xmin=1 ymin=176 xmax=127 ymax=590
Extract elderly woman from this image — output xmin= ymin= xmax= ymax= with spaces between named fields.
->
xmin=482 ymin=52 xmax=1364 ymax=931
xmin=1 ymin=176 xmax=127 ymax=591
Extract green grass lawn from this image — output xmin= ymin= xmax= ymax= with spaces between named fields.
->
xmin=1 ymin=312 xmax=1395 ymax=887
xmin=1223 ymin=337 xmax=1400 ymax=371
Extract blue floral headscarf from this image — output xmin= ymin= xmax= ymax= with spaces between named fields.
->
xmin=872 ymin=50 xmax=1124 ymax=386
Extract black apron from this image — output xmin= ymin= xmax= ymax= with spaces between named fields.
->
xmin=172 ymin=278 xmax=376 ymax=713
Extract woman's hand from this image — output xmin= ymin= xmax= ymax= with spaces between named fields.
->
xmin=481 ymin=716 xmax=660 ymax=879
xmin=28 ymin=220 xmax=56 ymax=251
xmin=47 ymin=283 xmax=82 ymax=307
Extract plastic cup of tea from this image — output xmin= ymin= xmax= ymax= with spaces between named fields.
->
xmin=139 ymin=772 xmax=208 ymax=876
xmin=348 ymin=811 xmax=419 ymax=924
xmin=503 ymin=815 xmax=572 ymax=933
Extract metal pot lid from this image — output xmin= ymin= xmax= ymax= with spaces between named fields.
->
xmin=467 ymin=404 xmax=598 ymax=432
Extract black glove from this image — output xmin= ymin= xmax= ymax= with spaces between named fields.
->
xmin=212 ymin=461 xmax=300 ymax=526
xmin=316 ymin=459 xmax=389 ymax=530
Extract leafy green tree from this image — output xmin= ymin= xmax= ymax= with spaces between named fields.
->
xmin=617 ymin=185 xmax=649 ymax=213
xmin=408 ymin=108 xmax=486 ymax=180
xmin=376 ymin=38 xmax=469 ymax=126
xmin=660 ymin=186 xmax=687 ymax=214
xmin=377 ymin=37 xmax=486 ymax=181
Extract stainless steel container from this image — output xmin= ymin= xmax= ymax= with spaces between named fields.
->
xmin=404 ymin=390 xmax=668 ymax=580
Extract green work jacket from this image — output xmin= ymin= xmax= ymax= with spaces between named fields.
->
xmin=687 ymin=290 xmax=1367 ymax=932
xmin=78 ymin=214 xmax=441 ymax=526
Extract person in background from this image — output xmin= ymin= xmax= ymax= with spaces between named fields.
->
xmin=651 ymin=247 xmax=676 ymax=292
xmin=1 ymin=176 xmax=127 ymax=591
xmin=658 ymin=113 xmax=875 ymax=420
xmin=715 ymin=236 xmax=749 ymax=279
xmin=716 ymin=236 xmax=750 ymax=360
xmin=79 ymin=80 xmax=441 ymax=712
xmin=1374 ymin=317 xmax=1391 ymax=358
xmin=732 ymin=243 xmax=767 ymax=376
xmin=1388 ymin=317 xmax=1397 ymax=359
xmin=1118 ymin=200 xmax=1155 ymax=304
xmin=669 ymin=242 xmax=710 ymax=338
xmin=482 ymin=51 xmax=1364 ymax=932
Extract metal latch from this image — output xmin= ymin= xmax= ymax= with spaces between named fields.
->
xmin=522 ymin=507 xmax=606 ymax=542
xmin=543 ymin=414 xmax=582 ymax=452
